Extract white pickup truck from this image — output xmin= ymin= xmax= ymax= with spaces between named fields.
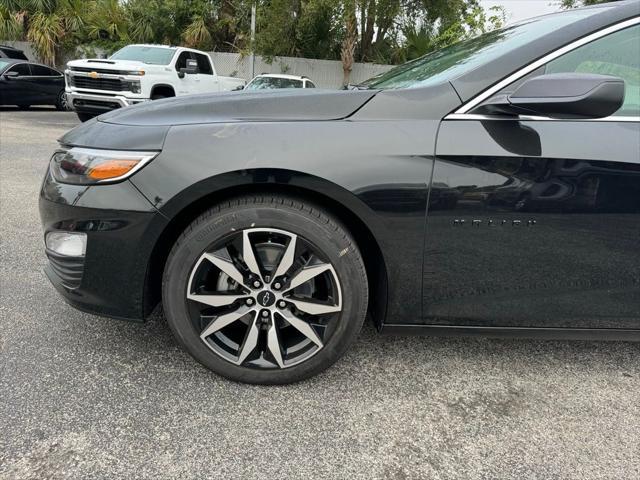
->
xmin=65 ymin=44 xmax=246 ymax=122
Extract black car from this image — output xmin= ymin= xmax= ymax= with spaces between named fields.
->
xmin=0 ymin=44 xmax=28 ymax=60
xmin=0 ymin=60 xmax=69 ymax=110
xmin=40 ymin=1 xmax=640 ymax=384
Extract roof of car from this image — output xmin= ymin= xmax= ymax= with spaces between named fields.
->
xmin=0 ymin=59 xmax=61 ymax=72
xmin=128 ymin=44 xmax=176 ymax=49
xmin=254 ymin=74 xmax=308 ymax=81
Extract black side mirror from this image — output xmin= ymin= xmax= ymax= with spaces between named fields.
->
xmin=179 ymin=59 xmax=199 ymax=78
xmin=4 ymin=70 xmax=19 ymax=79
xmin=474 ymin=73 xmax=625 ymax=119
xmin=232 ymin=84 xmax=245 ymax=91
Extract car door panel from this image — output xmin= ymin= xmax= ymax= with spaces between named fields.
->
xmin=425 ymin=118 xmax=640 ymax=328
xmin=2 ymin=63 xmax=31 ymax=104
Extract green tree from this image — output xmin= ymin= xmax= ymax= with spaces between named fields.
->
xmin=0 ymin=0 xmax=89 ymax=65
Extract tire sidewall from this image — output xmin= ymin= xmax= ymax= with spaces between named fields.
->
xmin=56 ymin=90 xmax=69 ymax=111
xmin=162 ymin=201 xmax=367 ymax=384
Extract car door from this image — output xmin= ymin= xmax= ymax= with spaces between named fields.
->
xmin=425 ymin=21 xmax=640 ymax=329
xmin=29 ymin=64 xmax=63 ymax=104
xmin=174 ymin=51 xmax=200 ymax=96
xmin=193 ymin=52 xmax=217 ymax=93
xmin=1 ymin=63 xmax=32 ymax=104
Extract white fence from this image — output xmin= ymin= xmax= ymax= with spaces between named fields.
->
xmin=210 ymin=52 xmax=393 ymax=89
xmin=1 ymin=40 xmax=394 ymax=89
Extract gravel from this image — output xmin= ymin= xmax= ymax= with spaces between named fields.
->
xmin=1 ymin=108 xmax=639 ymax=480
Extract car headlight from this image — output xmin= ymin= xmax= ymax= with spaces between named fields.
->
xmin=50 ymin=148 xmax=158 ymax=185
xmin=126 ymin=70 xmax=145 ymax=76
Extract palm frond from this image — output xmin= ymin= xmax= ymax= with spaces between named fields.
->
xmin=26 ymin=10 xmax=64 ymax=65
xmin=183 ymin=15 xmax=212 ymax=48
xmin=0 ymin=5 xmax=23 ymax=39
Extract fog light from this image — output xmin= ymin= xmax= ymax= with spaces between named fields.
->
xmin=46 ymin=232 xmax=87 ymax=257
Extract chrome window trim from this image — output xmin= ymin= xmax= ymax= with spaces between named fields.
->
xmin=445 ymin=113 xmax=640 ymax=122
xmin=452 ymin=16 xmax=640 ymax=116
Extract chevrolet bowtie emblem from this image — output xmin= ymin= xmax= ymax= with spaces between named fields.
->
xmin=88 ymin=71 xmax=99 ymax=79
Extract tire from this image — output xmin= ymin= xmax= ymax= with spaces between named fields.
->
xmin=17 ymin=104 xmax=30 ymax=110
xmin=76 ymin=112 xmax=96 ymax=122
xmin=162 ymin=195 xmax=368 ymax=384
xmin=55 ymin=90 xmax=70 ymax=111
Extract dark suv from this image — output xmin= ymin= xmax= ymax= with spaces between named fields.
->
xmin=0 ymin=45 xmax=28 ymax=60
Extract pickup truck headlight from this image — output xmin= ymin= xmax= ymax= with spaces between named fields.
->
xmin=126 ymin=70 xmax=145 ymax=76
xmin=50 ymin=148 xmax=158 ymax=185
xmin=124 ymin=80 xmax=141 ymax=93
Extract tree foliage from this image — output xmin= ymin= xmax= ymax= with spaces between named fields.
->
xmin=0 ymin=0 xmax=506 ymax=69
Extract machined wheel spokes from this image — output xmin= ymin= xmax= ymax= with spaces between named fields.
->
xmin=186 ymin=228 xmax=342 ymax=369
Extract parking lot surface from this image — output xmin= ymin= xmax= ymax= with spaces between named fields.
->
xmin=1 ymin=108 xmax=639 ymax=479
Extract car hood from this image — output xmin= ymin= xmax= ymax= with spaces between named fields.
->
xmin=67 ymin=58 xmax=149 ymax=70
xmin=97 ymin=89 xmax=378 ymax=126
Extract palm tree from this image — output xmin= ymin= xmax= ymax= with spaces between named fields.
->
xmin=0 ymin=0 xmax=88 ymax=66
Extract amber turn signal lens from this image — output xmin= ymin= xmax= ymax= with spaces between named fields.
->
xmin=87 ymin=160 xmax=140 ymax=180
xmin=51 ymin=148 xmax=158 ymax=185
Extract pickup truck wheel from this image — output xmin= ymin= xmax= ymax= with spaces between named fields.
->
xmin=162 ymin=195 xmax=369 ymax=384
xmin=76 ymin=112 xmax=96 ymax=122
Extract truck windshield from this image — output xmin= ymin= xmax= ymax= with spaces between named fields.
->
xmin=110 ymin=46 xmax=176 ymax=65
xmin=360 ymin=7 xmax=611 ymax=90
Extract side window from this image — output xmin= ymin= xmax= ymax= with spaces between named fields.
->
xmin=544 ymin=25 xmax=639 ymax=116
xmin=194 ymin=53 xmax=212 ymax=75
xmin=305 ymin=81 xmax=316 ymax=88
xmin=31 ymin=64 xmax=59 ymax=76
xmin=7 ymin=63 xmax=31 ymax=76
xmin=175 ymin=52 xmax=191 ymax=71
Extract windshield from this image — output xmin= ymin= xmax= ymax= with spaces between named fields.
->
xmin=109 ymin=45 xmax=176 ymax=65
xmin=245 ymin=76 xmax=304 ymax=90
xmin=0 ymin=59 xmax=13 ymax=72
xmin=361 ymin=7 xmax=611 ymax=90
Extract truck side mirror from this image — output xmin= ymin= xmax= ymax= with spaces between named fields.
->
xmin=179 ymin=59 xmax=199 ymax=78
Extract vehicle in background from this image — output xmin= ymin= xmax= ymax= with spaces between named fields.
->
xmin=65 ymin=44 xmax=246 ymax=122
xmin=243 ymin=74 xmax=316 ymax=90
xmin=0 ymin=45 xmax=28 ymax=60
xmin=0 ymin=59 xmax=69 ymax=110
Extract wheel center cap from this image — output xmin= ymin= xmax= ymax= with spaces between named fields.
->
xmin=257 ymin=290 xmax=275 ymax=307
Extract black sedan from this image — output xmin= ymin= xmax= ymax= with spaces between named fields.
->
xmin=40 ymin=1 xmax=640 ymax=384
xmin=0 ymin=59 xmax=69 ymax=110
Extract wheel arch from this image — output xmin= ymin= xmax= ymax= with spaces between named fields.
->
xmin=143 ymin=170 xmax=388 ymax=329
xmin=150 ymin=84 xmax=176 ymax=98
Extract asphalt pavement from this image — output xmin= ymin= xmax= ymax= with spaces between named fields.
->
xmin=1 ymin=108 xmax=639 ymax=479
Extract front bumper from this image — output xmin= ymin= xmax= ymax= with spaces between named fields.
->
xmin=39 ymin=169 xmax=167 ymax=321
xmin=67 ymin=91 xmax=148 ymax=114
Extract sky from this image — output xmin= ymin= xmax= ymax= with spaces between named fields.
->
xmin=480 ymin=0 xmax=564 ymax=24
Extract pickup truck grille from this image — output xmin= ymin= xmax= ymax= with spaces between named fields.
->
xmin=70 ymin=66 xmax=131 ymax=75
xmin=70 ymin=76 xmax=126 ymax=92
